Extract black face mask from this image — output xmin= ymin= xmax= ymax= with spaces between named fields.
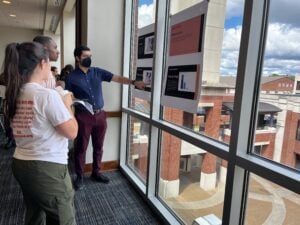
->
xmin=81 ymin=57 xmax=92 ymax=68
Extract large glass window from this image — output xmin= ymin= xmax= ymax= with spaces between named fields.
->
xmin=254 ymin=0 xmax=300 ymax=171
xmin=127 ymin=116 xmax=150 ymax=183
xmin=158 ymin=131 xmax=226 ymax=224
xmin=121 ymin=1 xmax=299 ymax=225
xmin=160 ymin=0 xmax=244 ymax=144
xmin=129 ymin=0 xmax=156 ymax=115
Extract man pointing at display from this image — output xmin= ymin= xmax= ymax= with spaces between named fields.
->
xmin=65 ymin=45 xmax=144 ymax=190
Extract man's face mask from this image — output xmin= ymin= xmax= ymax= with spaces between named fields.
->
xmin=80 ymin=57 xmax=92 ymax=68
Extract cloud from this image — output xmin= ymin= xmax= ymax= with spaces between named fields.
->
xmin=138 ymin=3 xmax=155 ymax=28
xmin=263 ymin=23 xmax=300 ymax=75
xmin=263 ymin=58 xmax=300 ymax=75
xmin=265 ymin=23 xmax=300 ymax=60
xmin=220 ymin=26 xmax=242 ymax=75
xmin=221 ymin=23 xmax=300 ymax=75
xmin=136 ymin=0 xmax=300 ymax=76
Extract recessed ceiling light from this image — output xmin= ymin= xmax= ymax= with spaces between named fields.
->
xmin=2 ymin=0 xmax=11 ymax=4
xmin=9 ymin=14 xmax=16 ymax=17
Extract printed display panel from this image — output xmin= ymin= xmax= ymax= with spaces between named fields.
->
xmin=161 ymin=2 xmax=208 ymax=113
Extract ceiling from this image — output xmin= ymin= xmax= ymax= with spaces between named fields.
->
xmin=0 ymin=0 xmax=74 ymax=33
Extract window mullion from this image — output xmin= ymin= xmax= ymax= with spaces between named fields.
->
xmin=222 ymin=0 xmax=271 ymax=224
xmin=120 ymin=0 xmax=133 ymax=169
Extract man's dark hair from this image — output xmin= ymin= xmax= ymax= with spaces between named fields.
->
xmin=74 ymin=46 xmax=90 ymax=58
xmin=33 ymin=36 xmax=52 ymax=45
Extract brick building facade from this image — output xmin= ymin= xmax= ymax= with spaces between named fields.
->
xmin=131 ymin=91 xmax=300 ymax=196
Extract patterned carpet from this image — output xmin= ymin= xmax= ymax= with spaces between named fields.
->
xmin=0 ymin=133 xmax=163 ymax=225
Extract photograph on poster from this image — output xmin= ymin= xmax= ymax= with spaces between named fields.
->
xmin=143 ymin=70 xmax=152 ymax=85
xmin=164 ymin=65 xmax=199 ymax=100
xmin=138 ymin=32 xmax=155 ymax=59
xmin=136 ymin=67 xmax=152 ymax=92
xmin=161 ymin=1 xmax=208 ymax=113
xmin=144 ymin=36 xmax=154 ymax=55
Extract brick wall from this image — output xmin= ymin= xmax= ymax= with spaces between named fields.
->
xmin=281 ymin=110 xmax=300 ymax=167
xmin=262 ymin=77 xmax=294 ymax=93
xmin=255 ymin=132 xmax=276 ymax=159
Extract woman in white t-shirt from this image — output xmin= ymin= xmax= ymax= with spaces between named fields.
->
xmin=2 ymin=42 xmax=78 ymax=225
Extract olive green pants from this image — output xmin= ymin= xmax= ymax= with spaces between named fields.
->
xmin=12 ymin=159 xmax=76 ymax=225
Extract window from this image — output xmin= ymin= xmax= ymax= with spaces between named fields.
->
xmin=254 ymin=0 xmax=300 ymax=170
xmin=160 ymin=0 xmax=244 ymax=145
xmin=296 ymin=81 xmax=300 ymax=91
xmin=129 ymin=0 xmax=156 ymax=115
xmin=296 ymin=120 xmax=300 ymax=141
xmin=296 ymin=155 xmax=300 ymax=170
xmin=254 ymin=145 xmax=263 ymax=155
xmin=121 ymin=1 xmax=299 ymax=224
xmin=158 ymin=131 xmax=226 ymax=224
xmin=127 ymin=116 xmax=150 ymax=184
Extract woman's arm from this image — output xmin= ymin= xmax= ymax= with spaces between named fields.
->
xmin=55 ymin=92 xmax=78 ymax=140
xmin=55 ymin=118 xmax=78 ymax=140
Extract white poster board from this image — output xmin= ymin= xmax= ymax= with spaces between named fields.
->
xmin=161 ymin=2 xmax=208 ymax=113
xmin=133 ymin=24 xmax=154 ymax=101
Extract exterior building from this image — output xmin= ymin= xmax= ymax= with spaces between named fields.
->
xmin=220 ymin=75 xmax=295 ymax=94
xmin=131 ymin=81 xmax=300 ymax=197
xmin=294 ymin=75 xmax=300 ymax=94
xmin=261 ymin=76 xmax=294 ymax=94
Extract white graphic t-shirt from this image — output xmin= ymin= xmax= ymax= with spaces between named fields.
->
xmin=12 ymin=82 xmax=72 ymax=164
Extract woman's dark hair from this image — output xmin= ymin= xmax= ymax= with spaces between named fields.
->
xmin=59 ymin=64 xmax=74 ymax=81
xmin=3 ymin=42 xmax=49 ymax=121
xmin=64 ymin=64 xmax=74 ymax=72
xmin=51 ymin=66 xmax=57 ymax=72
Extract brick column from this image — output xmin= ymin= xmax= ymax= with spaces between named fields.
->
xmin=220 ymin=131 xmax=231 ymax=183
xmin=200 ymin=98 xmax=222 ymax=190
xmin=132 ymin=138 xmax=148 ymax=179
xmin=281 ymin=110 xmax=300 ymax=167
xmin=159 ymin=107 xmax=182 ymax=198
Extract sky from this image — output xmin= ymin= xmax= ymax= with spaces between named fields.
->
xmin=222 ymin=0 xmax=300 ymax=76
xmin=138 ymin=0 xmax=300 ymax=76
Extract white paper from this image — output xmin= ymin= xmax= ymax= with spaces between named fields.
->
xmin=73 ymin=99 xmax=94 ymax=115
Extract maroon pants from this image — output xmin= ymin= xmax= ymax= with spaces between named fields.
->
xmin=74 ymin=111 xmax=107 ymax=177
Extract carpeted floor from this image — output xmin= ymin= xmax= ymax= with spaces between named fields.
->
xmin=0 ymin=133 xmax=163 ymax=225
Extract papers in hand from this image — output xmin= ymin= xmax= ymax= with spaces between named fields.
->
xmin=73 ymin=99 xmax=94 ymax=115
